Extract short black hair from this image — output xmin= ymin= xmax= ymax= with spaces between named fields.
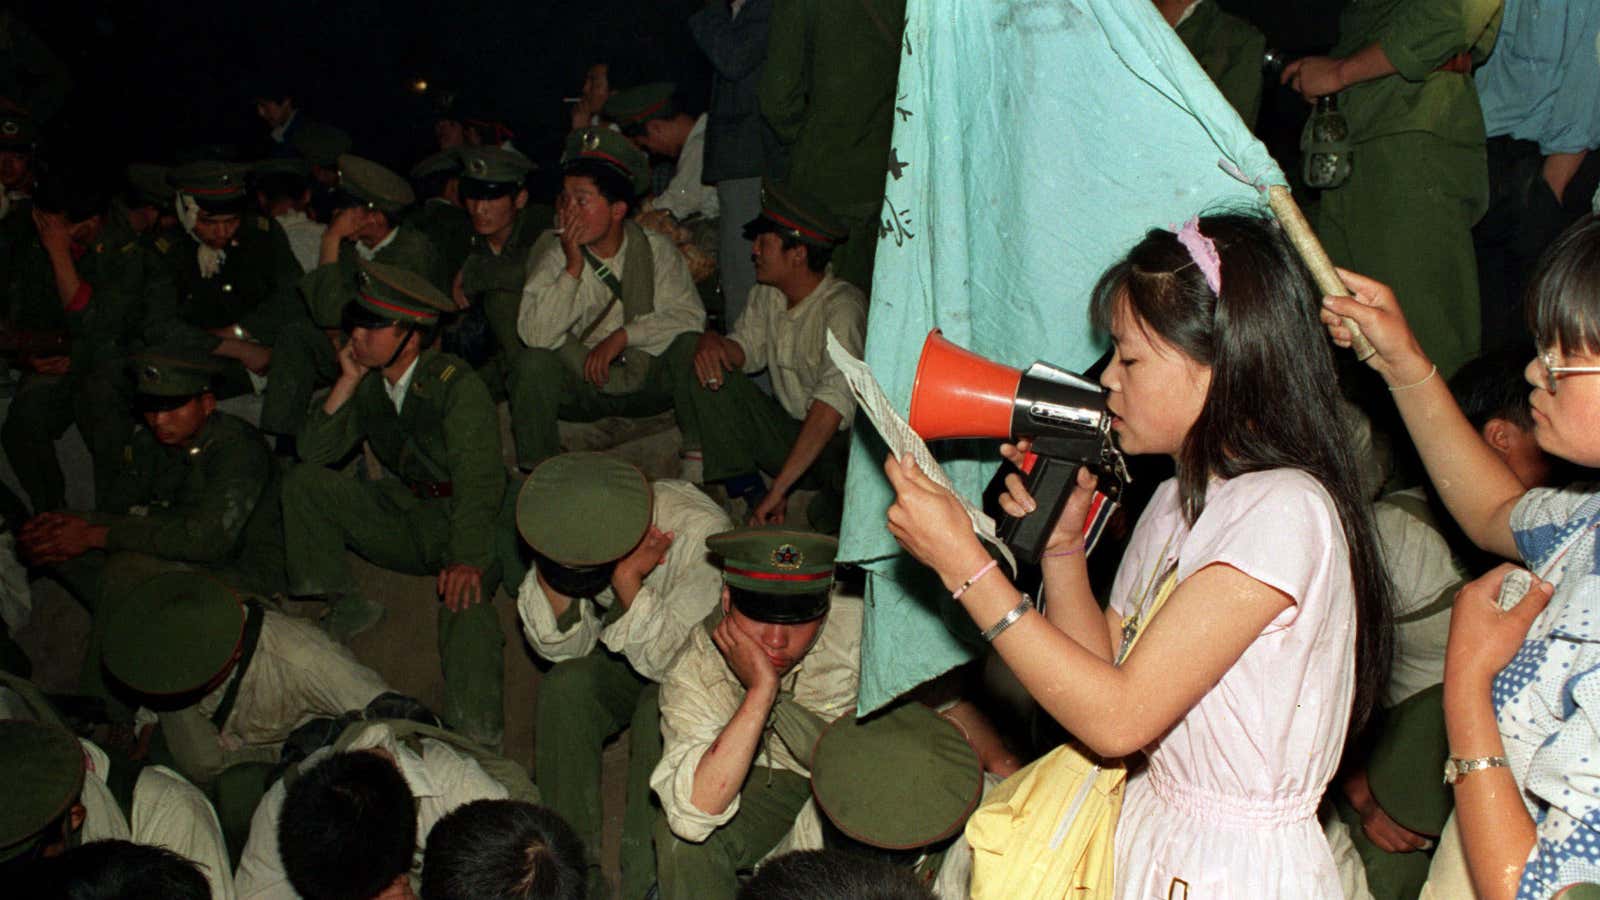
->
xmin=562 ymin=159 xmax=637 ymax=216
xmin=737 ymin=850 xmax=934 ymax=900
xmin=256 ymin=171 xmax=310 ymax=207
xmin=414 ymin=169 xmax=459 ymax=202
xmin=18 ymin=840 xmax=211 ymax=900
xmin=776 ymin=233 xmax=834 ymax=275
xmin=33 ymin=174 xmax=110 ymax=224
xmin=531 ymin=550 xmax=617 ymax=600
xmin=421 ymin=800 xmax=587 ymax=900
xmin=279 ymin=750 xmax=418 ymax=900
xmin=1448 ymin=348 xmax=1535 ymax=432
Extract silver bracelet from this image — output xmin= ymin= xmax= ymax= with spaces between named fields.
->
xmin=981 ymin=593 xmax=1034 ymax=642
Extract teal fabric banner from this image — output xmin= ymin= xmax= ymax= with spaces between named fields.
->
xmin=841 ymin=0 xmax=1288 ymax=712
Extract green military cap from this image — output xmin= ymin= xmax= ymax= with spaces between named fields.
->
xmin=169 ymin=160 xmax=251 ymax=211
xmin=458 ymin=146 xmax=536 ymax=200
xmin=290 ymin=121 xmax=353 ymax=167
xmin=744 ymin=177 xmax=849 ymax=248
xmin=1366 ymin=683 xmax=1451 ymax=836
xmin=101 ymin=572 xmax=245 ymax=697
xmin=517 ymin=453 xmax=653 ymax=566
xmin=0 ymin=720 xmax=86 ymax=862
xmin=126 ymin=163 xmax=173 ymax=208
xmin=335 ymin=154 xmax=415 ymax=214
xmin=251 ymin=156 xmax=312 ymax=180
xmin=708 ymin=527 xmax=836 ymax=622
xmin=0 ymin=106 xmax=37 ymax=150
xmin=1558 ymin=886 xmax=1600 ymax=900
xmin=130 ymin=347 xmax=224 ymax=401
xmin=812 ymin=703 xmax=983 ymax=850
xmin=334 ymin=257 xmax=456 ymax=330
xmin=562 ymin=126 xmax=650 ymax=196
xmin=603 ymin=82 xmax=677 ymax=132
xmin=410 ymin=147 xmax=463 ymax=180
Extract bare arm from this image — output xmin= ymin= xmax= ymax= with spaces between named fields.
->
xmin=689 ymin=618 xmax=779 ymax=814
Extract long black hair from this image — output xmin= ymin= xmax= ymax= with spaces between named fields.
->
xmin=1089 ymin=212 xmax=1394 ymax=733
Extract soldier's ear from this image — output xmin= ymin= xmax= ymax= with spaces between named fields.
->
xmin=514 ymin=189 xmax=528 ymax=211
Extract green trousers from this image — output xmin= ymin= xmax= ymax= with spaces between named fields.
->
xmin=280 ymin=465 xmax=506 ymax=747
xmin=1318 ymin=132 xmax=1488 ymax=378
xmin=1335 ymin=796 xmax=1433 ymax=900
xmin=828 ymin=199 xmax=883 ymax=297
xmin=672 ymin=366 xmax=849 ymax=533
xmin=535 ymin=651 xmax=663 ymax=900
xmin=654 ymin=767 xmax=812 ymax=900
xmin=259 ymin=320 xmax=338 ymax=437
xmin=2 ymin=368 xmax=133 ymax=514
xmin=503 ymin=333 xmax=699 ymax=468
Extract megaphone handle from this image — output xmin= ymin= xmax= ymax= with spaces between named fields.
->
xmin=997 ymin=456 xmax=1079 ymax=565
xmin=1266 ymin=185 xmax=1377 ymax=362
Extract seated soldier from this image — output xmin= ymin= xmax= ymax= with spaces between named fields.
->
xmin=120 ymin=162 xmax=179 ymax=238
xmin=0 ymin=103 xmax=38 ymax=225
xmin=98 ymin=570 xmax=402 ymax=789
xmin=1332 ymin=350 xmax=1554 ymax=900
xmin=605 ymin=82 xmax=720 ymax=223
xmin=651 ymin=527 xmax=861 ymax=900
xmin=515 ymin=126 xmax=704 ymax=468
xmin=281 ymin=260 xmax=508 ymax=748
xmin=406 ymin=149 xmax=472 ymax=287
xmin=2 ymin=170 xmax=173 ymax=517
xmin=514 ymin=452 xmax=730 ymax=899
xmin=252 ymin=156 xmax=324 ymax=273
xmin=0 ymin=716 xmax=233 ymax=899
xmin=234 ymin=718 xmax=539 ymax=899
xmin=147 ymin=160 xmax=306 ymax=410
xmin=287 ymin=121 xmax=352 ymax=222
xmin=673 ymin=179 xmax=865 ymax=532
xmin=764 ymin=702 xmax=987 ymax=900
xmin=421 ymin=799 xmax=587 ymax=900
xmin=269 ymin=153 xmax=444 ymax=450
xmin=18 ymin=348 xmax=287 ymax=714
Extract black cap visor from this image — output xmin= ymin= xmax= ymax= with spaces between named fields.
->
xmin=135 ymin=391 xmax=204 ymax=414
xmin=459 ymin=178 xmax=521 ymax=201
xmin=339 ymin=300 xmax=393 ymax=333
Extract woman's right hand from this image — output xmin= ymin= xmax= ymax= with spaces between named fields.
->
xmin=1319 ymin=268 xmax=1435 ymax=388
xmin=998 ymin=441 xmax=1099 ymax=554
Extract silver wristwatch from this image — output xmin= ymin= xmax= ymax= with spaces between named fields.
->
xmin=1442 ymin=755 xmax=1509 ymax=785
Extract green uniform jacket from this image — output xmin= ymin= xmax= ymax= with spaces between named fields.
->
xmin=95 ymin=412 xmax=287 ymax=592
xmin=301 ymin=226 xmax=447 ymax=328
xmin=3 ymin=204 xmax=174 ymax=373
xmin=1176 ymin=1 xmax=1267 ymax=130
xmin=404 ymin=199 xmax=473 ymax=285
xmin=296 ymin=350 xmax=505 ymax=572
xmin=149 ymin=215 xmax=307 ymax=352
xmin=1333 ymin=0 xmax=1502 ymax=148
xmin=758 ymin=0 xmax=906 ymax=212
xmin=458 ymin=206 xmax=549 ymax=354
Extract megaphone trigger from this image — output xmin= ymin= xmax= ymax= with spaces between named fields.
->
xmin=1018 ymin=450 xmax=1039 ymax=476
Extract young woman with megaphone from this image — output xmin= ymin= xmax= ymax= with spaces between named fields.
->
xmin=884 ymin=213 xmax=1393 ymax=898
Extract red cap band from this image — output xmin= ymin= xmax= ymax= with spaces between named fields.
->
xmin=360 ymin=292 xmax=438 ymax=323
xmin=725 ymin=565 xmax=831 ymax=584
xmin=763 ymin=209 xmax=831 ymax=244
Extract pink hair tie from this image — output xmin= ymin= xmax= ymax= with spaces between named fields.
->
xmin=1173 ymin=217 xmax=1222 ymax=295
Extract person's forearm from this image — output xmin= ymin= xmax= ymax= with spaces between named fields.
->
xmin=1544 ymin=151 xmax=1588 ymax=205
xmin=1336 ymin=42 xmax=1398 ymax=89
xmin=318 ymin=233 xmax=343 ymax=267
xmin=1446 ymin=677 xmax=1534 ymax=900
xmin=689 ymin=686 xmax=776 ymax=815
xmin=770 ymin=402 xmax=842 ymax=495
xmin=44 ymin=247 xmax=83 ymax=308
xmin=1040 ymin=551 xmax=1113 ymax=662
xmin=321 ymin=374 xmax=361 ymax=414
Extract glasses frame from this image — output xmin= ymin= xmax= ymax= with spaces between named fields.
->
xmin=1540 ymin=350 xmax=1600 ymax=394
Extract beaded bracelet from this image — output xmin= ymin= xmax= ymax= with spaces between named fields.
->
xmin=1388 ymin=364 xmax=1438 ymax=393
xmin=981 ymin=593 xmax=1034 ymax=642
xmin=953 ymin=560 xmax=999 ymax=600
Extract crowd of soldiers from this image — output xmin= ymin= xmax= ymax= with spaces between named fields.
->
xmin=1 ymin=0 xmax=1597 ymax=897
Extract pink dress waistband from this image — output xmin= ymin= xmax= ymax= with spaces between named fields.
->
xmin=1145 ymin=770 xmax=1323 ymax=828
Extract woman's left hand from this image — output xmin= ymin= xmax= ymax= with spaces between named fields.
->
xmin=884 ymin=454 xmax=993 ymax=591
xmin=1445 ymin=564 xmax=1554 ymax=691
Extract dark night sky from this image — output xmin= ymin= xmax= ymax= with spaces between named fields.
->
xmin=12 ymin=0 xmax=1343 ymax=193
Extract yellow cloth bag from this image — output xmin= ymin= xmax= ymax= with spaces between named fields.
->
xmin=966 ymin=562 xmax=1180 ymax=900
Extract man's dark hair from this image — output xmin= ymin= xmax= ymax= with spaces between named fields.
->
xmin=737 ymin=850 xmax=933 ymax=900
xmin=777 ymin=233 xmax=833 ymax=275
xmin=256 ymin=171 xmax=310 ymax=207
xmin=414 ymin=169 xmax=457 ymax=202
xmin=1448 ymin=348 xmax=1535 ymax=432
xmin=33 ymin=174 xmax=110 ymax=225
xmin=562 ymin=160 xmax=637 ymax=216
xmin=18 ymin=840 xmax=210 ymax=900
xmin=421 ymin=800 xmax=586 ymax=900
xmin=279 ymin=750 xmax=417 ymax=900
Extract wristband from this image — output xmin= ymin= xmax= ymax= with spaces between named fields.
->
xmin=953 ymin=560 xmax=999 ymax=600
xmin=1044 ymin=543 xmax=1086 ymax=559
xmin=1388 ymin=364 xmax=1437 ymax=393
xmin=981 ymin=593 xmax=1034 ymax=642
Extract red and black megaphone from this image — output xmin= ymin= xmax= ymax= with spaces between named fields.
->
xmin=909 ymin=330 xmax=1129 ymax=564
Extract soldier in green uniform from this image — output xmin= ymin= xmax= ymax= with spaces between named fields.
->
xmin=287 ymin=120 xmax=352 ymax=222
xmin=17 ymin=348 xmax=288 ymax=710
xmin=280 ymin=259 xmax=509 ymax=748
xmin=757 ymin=0 xmax=906 ymax=295
xmin=1156 ymin=0 xmax=1267 ymax=129
xmin=269 ymin=154 xmax=441 ymax=448
xmin=118 ymin=163 xmax=177 ymax=239
xmin=2 ymin=172 xmax=174 ymax=516
xmin=516 ymin=127 xmax=705 ymax=468
xmin=0 ymin=103 xmax=38 ymax=224
xmin=146 ymin=161 xmax=308 ymax=407
xmin=407 ymin=148 xmax=473 ymax=283
xmin=1282 ymin=0 xmax=1502 ymax=378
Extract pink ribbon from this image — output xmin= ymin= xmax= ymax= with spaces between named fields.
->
xmin=1174 ymin=217 xmax=1222 ymax=295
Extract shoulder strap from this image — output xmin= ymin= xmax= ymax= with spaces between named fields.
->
xmin=210 ymin=601 xmax=267 ymax=731
xmin=576 ymin=221 xmax=657 ymax=345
